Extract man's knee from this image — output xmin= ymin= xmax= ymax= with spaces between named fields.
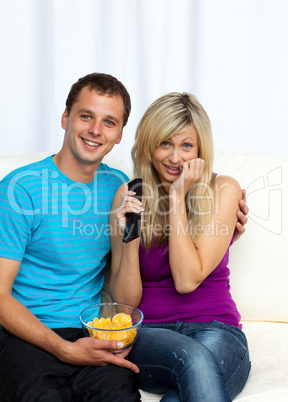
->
xmin=73 ymin=365 xmax=141 ymax=402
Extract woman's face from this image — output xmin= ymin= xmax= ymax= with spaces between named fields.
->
xmin=151 ymin=126 xmax=199 ymax=185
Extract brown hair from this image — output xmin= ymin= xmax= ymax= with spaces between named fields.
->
xmin=65 ymin=73 xmax=131 ymax=127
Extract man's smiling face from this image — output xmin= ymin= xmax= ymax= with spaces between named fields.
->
xmin=61 ymin=86 xmax=124 ymax=168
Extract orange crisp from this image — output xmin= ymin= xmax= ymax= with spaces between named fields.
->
xmin=87 ymin=313 xmax=137 ymax=347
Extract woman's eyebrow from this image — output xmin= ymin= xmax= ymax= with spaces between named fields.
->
xmin=182 ymin=137 xmax=196 ymax=142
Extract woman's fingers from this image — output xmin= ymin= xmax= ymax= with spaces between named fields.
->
xmin=183 ymin=158 xmax=204 ymax=180
xmin=115 ymin=192 xmax=144 ymax=232
xmin=121 ymin=194 xmax=144 ymax=214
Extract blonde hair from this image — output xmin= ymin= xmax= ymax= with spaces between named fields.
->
xmin=131 ymin=92 xmax=215 ymax=249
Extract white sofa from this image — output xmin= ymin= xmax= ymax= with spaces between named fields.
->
xmin=1 ymin=151 xmax=288 ymax=401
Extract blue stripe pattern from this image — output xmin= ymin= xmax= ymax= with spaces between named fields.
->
xmin=0 ymin=156 xmax=128 ymax=328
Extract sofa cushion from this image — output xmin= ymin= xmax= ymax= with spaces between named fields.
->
xmin=214 ymin=152 xmax=288 ymax=323
xmin=0 ymin=151 xmax=131 ymax=180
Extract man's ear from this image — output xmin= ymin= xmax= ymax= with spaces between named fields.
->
xmin=116 ymin=131 xmax=123 ymax=144
xmin=61 ymin=109 xmax=69 ymax=130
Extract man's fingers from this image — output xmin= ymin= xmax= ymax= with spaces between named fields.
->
xmin=92 ymin=339 xmax=124 ymax=350
xmin=236 ymin=220 xmax=245 ymax=234
xmin=94 ymin=340 xmax=140 ymax=373
xmin=239 ymin=198 xmax=249 ymax=216
xmin=242 ymin=188 xmax=247 ymax=203
xmin=237 ymin=209 xmax=248 ymax=225
xmin=107 ymin=353 xmax=140 ymax=373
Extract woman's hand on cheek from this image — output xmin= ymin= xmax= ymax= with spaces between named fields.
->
xmin=171 ymin=158 xmax=205 ymax=196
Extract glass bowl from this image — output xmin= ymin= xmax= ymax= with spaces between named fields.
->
xmin=79 ymin=302 xmax=143 ymax=353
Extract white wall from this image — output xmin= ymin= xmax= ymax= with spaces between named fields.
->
xmin=0 ymin=0 xmax=287 ymax=171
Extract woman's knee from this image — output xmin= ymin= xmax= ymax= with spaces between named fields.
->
xmin=131 ymin=327 xmax=218 ymax=377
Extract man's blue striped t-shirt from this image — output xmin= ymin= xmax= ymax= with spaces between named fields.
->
xmin=0 ymin=156 xmax=129 ymax=328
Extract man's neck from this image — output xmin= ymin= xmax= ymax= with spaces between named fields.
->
xmin=52 ymin=151 xmax=101 ymax=184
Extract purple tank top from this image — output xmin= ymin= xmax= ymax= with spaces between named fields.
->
xmin=138 ymin=239 xmax=241 ymax=329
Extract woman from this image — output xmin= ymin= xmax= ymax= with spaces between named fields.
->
xmin=109 ymin=92 xmax=250 ymax=401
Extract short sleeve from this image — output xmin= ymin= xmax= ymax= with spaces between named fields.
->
xmin=0 ymin=179 xmax=35 ymax=261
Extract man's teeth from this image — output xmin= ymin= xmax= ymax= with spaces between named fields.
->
xmin=83 ymin=139 xmax=100 ymax=147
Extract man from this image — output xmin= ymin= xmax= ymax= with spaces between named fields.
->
xmin=0 ymin=72 xmax=248 ymax=401
xmin=0 ymin=73 xmax=141 ymax=401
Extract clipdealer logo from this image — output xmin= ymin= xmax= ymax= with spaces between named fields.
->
xmin=6 ymin=169 xmax=127 ymax=227
xmin=6 ymin=166 xmax=284 ymax=236
xmin=246 ymin=167 xmax=282 ymax=235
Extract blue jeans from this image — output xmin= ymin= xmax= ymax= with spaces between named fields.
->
xmin=129 ymin=321 xmax=250 ymax=402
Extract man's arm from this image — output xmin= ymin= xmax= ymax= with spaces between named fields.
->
xmin=0 ymin=256 xmax=139 ymax=372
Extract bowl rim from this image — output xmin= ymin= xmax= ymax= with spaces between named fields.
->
xmin=79 ymin=302 xmax=144 ymax=331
